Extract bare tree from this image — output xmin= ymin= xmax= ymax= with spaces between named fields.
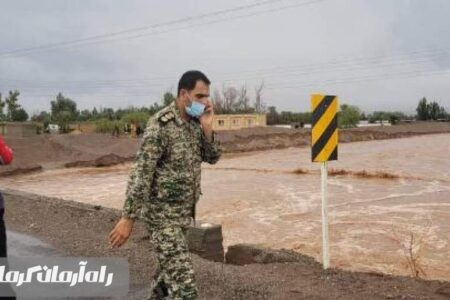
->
xmin=212 ymin=89 xmax=224 ymax=114
xmin=254 ymin=81 xmax=265 ymax=113
xmin=387 ymin=220 xmax=432 ymax=278
xmin=222 ymin=85 xmax=238 ymax=114
xmin=238 ymin=85 xmax=251 ymax=113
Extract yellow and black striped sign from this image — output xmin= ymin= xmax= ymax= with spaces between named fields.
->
xmin=311 ymin=94 xmax=338 ymax=162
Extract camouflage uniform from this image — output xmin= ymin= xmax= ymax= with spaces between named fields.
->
xmin=122 ymin=101 xmax=221 ymax=299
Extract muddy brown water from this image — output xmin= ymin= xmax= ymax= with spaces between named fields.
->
xmin=1 ymin=133 xmax=449 ymax=281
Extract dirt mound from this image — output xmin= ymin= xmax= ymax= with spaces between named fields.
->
xmin=64 ymin=153 xmax=134 ymax=168
xmin=0 ymin=165 xmax=43 ymax=177
xmin=3 ymin=134 xmax=138 ymax=170
xmin=218 ymin=122 xmax=450 ymax=153
xmin=226 ymin=244 xmax=320 ymax=266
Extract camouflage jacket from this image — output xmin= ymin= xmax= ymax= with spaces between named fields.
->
xmin=122 ymin=101 xmax=222 ymax=227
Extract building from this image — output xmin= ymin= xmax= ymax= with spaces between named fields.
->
xmin=47 ymin=124 xmax=60 ymax=134
xmin=213 ymin=114 xmax=266 ymax=131
xmin=0 ymin=122 xmax=38 ymax=137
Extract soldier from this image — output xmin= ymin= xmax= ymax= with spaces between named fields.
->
xmin=109 ymin=70 xmax=221 ymax=299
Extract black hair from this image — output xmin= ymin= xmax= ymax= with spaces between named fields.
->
xmin=177 ymin=70 xmax=210 ymax=96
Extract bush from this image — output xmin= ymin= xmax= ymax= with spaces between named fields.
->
xmin=95 ymin=118 xmax=124 ymax=133
xmin=338 ymin=104 xmax=361 ymax=128
xmin=121 ymin=111 xmax=150 ymax=124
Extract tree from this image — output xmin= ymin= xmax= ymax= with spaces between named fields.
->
xmin=11 ymin=108 xmax=29 ymax=122
xmin=0 ymin=93 xmax=5 ymax=121
xmin=338 ymin=104 xmax=361 ymax=128
xmin=163 ymin=92 xmax=176 ymax=106
xmin=121 ymin=111 xmax=150 ymax=125
xmin=148 ymin=102 xmax=162 ymax=115
xmin=416 ymin=97 xmax=429 ymax=120
xmin=437 ymin=106 xmax=447 ymax=119
xmin=254 ymin=81 xmax=265 ymax=113
xmin=50 ymin=93 xmax=78 ymax=133
xmin=100 ymin=107 xmax=115 ymax=120
xmin=77 ymin=109 xmax=92 ymax=121
xmin=222 ymin=86 xmax=238 ymax=113
xmin=92 ymin=107 xmax=99 ymax=118
xmin=5 ymin=90 xmax=21 ymax=121
xmin=266 ymin=106 xmax=279 ymax=125
xmin=211 ymin=89 xmax=224 ymax=114
xmin=236 ymin=85 xmax=254 ymax=113
xmin=428 ymin=101 xmax=441 ymax=120
xmin=31 ymin=111 xmax=51 ymax=129
xmin=369 ymin=111 xmax=389 ymax=124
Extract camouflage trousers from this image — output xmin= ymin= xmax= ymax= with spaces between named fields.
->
xmin=147 ymin=224 xmax=198 ymax=300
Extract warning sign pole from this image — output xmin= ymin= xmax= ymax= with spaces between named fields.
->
xmin=321 ymin=161 xmax=330 ymax=269
xmin=311 ymin=93 xmax=338 ymax=270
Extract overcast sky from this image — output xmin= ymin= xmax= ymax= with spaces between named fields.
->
xmin=1 ymin=0 xmax=449 ymax=115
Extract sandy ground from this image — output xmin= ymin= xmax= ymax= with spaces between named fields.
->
xmin=3 ymin=190 xmax=450 ymax=299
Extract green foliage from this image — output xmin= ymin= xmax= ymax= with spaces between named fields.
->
xmin=338 ymin=104 xmax=361 ymax=128
xmin=367 ymin=111 xmax=408 ymax=125
xmin=163 ymin=92 xmax=176 ymax=107
xmin=5 ymin=90 xmax=22 ymax=121
xmin=95 ymin=118 xmax=124 ymax=133
xmin=31 ymin=111 xmax=51 ymax=129
xmin=416 ymin=98 xmax=447 ymax=120
xmin=266 ymin=106 xmax=279 ymax=125
xmin=0 ymin=93 xmax=6 ymax=121
xmin=51 ymin=93 xmax=78 ymax=132
xmin=416 ymin=97 xmax=429 ymax=120
xmin=121 ymin=111 xmax=150 ymax=125
xmin=265 ymin=106 xmax=311 ymax=125
xmin=77 ymin=109 xmax=92 ymax=122
xmin=428 ymin=101 xmax=441 ymax=120
xmin=11 ymin=108 xmax=29 ymax=121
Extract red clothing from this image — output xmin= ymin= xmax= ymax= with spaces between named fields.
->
xmin=0 ymin=136 xmax=13 ymax=165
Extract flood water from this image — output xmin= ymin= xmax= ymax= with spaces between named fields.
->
xmin=2 ymin=133 xmax=449 ymax=280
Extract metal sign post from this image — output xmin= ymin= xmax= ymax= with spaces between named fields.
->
xmin=311 ymin=94 xmax=338 ymax=270
xmin=321 ymin=161 xmax=329 ymax=269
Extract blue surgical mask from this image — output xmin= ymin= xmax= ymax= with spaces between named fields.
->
xmin=185 ymin=98 xmax=205 ymax=118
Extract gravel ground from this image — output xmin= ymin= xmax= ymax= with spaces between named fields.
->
xmin=3 ymin=189 xmax=450 ymax=299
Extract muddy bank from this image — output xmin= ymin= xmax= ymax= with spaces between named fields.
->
xmin=2 ymin=122 xmax=450 ymax=175
xmin=218 ymin=121 xmax=450 ymax=152
xmin=1 ymin=133 xmax=139 ymax=174
xmin=64 ymin=153 xmax=135 ymax=168
xmin=2 ymin=189 xmax=450 ymax=299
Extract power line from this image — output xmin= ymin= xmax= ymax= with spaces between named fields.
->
xmin=265 ymin=66 xmax=450 ymax=90
xmin=2 ymin=51 xmax=448 ymax=90
xmin=0 ymin=0 xmax=324 ymax=58
xmin=11 ymin=66 xmax=450 ymax=99
xmin=2 ymin=43 xmax=449 ymax=87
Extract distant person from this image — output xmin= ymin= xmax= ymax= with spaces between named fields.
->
xmin=136 ymin=124 xmax=142 ymax=136
xmin=112 ymin=122 xmax=120 ymax=137
xmin=130 ymin=123 xmax=137 ymax=138
xmin=0 ymin=135 xmax=16 ymax=300
xmin=109 ymin=70 xmax=222 ymax=299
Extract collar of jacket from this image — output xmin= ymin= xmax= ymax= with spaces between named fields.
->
xmin=169 ymin=101 xmax=185 ymax=126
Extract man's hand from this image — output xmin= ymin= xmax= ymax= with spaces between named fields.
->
xmin=108 ymin=217 xmax=135 ymax=248
xmin=199 ymin=99 xmax=214 ymax=142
